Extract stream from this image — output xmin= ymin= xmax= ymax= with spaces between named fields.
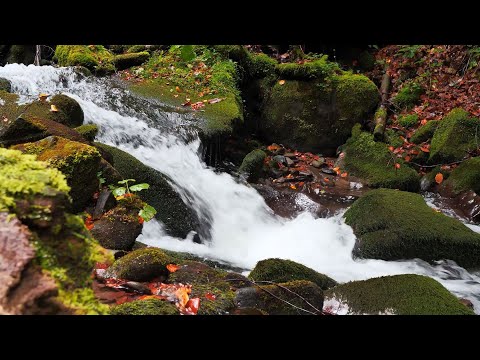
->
xmin=2 ymin=63 xmax=480 ymax=313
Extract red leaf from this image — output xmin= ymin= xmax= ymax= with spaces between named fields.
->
xmin=205 ymin=292 xmax=216 ymax=301
xmin=138 ymin=216 xmax=144 ymax=224
xmin=420 ymin=146 xmax=430 ymax=153
xmin=435 ymin=173 xmax=444 ymax=184
xmin=185 ymin=298 xmax=200 ymax=315
xmin=395 ymin=163 xmax=401 ymax=169
xmin=166 ymin=264 xmax=180 ymax=273
xmin=388 ymin=146 xmax=394 ymax=151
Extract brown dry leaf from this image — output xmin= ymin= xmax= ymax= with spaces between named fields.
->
xmin=175 ymin=86 xmax=181 ymax=93
xmin=50 ymin=104 xmax=58 ymax=112
xmin=38 ymin=93 xmax=49 ymax=102
xmin=166 ymin=264 xmax=181 ymax=273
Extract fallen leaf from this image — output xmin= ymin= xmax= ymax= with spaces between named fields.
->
xmin=421 ymin=119 xmax=428 ymax=125
xmin=278 ymin=80 xmax=286 ymax=85
xmin=341 ymin=172 xmax=348 ymax=178
xmin=138 ymin=216 xmax=144 ymax=224
xmin=395 ymin=163 xmax=401 ymax=169
xmin=38 ymin=93 xmax=49 ymax=101
xmin=389 ymin=146 xmax=394 ymax=151
xmin=166 ymin=264 xmax=180 ymax=273
xmin=435 ymin=173 xmax=444 ymax=184
xmin=173 ymin=94 xmax=179 ymax=98
xmin=404 ymin=155 xmax=411 ymax=162
xmin=267 ymin=144 xmax=280 ymax=152
xmin=191 ymin=101 xmax=205 ymax=110
xmin=50 ymin=104 xmax=58 ymax=112
xmin=175 ymin=86 xmax=181 ymax=92
xmin=290 ymin=184 xmax=297 ymax=190
xmin=420 ymin=146 xmax=430 ymax=153
xmin=185 ymin=298 xmax=200 ymax=315
xmin=208 ymin=98 xmax=223 ymax=104
xmin=205 ymin=292 xmax=216 ymax=301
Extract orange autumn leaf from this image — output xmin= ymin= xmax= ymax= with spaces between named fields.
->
xmin=138 ymin=216 xmax=144 ymax=224
xmin=420 ymin=146 xmax=430 ymax=153
xmin=324 ymin=177 xmax=330 ymax=182
xmin=185 ymin=297 xmax=200 ymax=315
xmin=435 ymin=173 xmax=444 ymax=184
xmin=166 ymin=264 xmax=181 ymax=273
xmin=278 ymin=80 xmax=286 ymax=85
xmin=298 ymin=181 xmax=305 ymax=187
xmin=341 ymin=172 xmax=348 ymax=178
xmin=205 ymin=292 xmax=216 ymax=301
xmin=175 ymin=86 xmax=181 ymax=92
xmin=290 ymin=184 xmax=297 ymax=190
xmin=175 ymin=287 xmax=191 ymax=308
xmin=388 ymin=146 xmax=394 ymax=151
xmin=333 ymin=167 xmax=340 ymax=172
xmin=267 ymin=144 xmax=280 ymax=152
xmin=395 ymin=163 xmax=401 ymax=169
xmin=404 ymin=155 xmax=411 ymax=162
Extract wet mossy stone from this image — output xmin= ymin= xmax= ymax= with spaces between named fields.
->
xmin=324 ymin=274 xmax=474 ymax=315
xmin=248 ymin=258 xmax=337 ymax=290
xmin=398 ymin=114 xmax=419 ymax=128
xmin=429 ymin=108 xmax=480 ymax=164
xmin=343 ymin=125 xmax=420 ymax=191
xmin=0 ymin=77 xmax=11 ymax=92
xmin=113 ymin=51 xmax=150 ymax=71
xmin=49 ymin=94 xmax=84 ymax=127
xmin=5 ymin=45 xmax=35 ymax=65
xmin=235 ymin=280 xmax=324 ymax=315
xmin=54 ymin=45 xmax=115 ymax=75
xmin=13 ymin=136 xmax=101 ymax=213
xmin=107 ymin=248 xmax=175 ymax=282
xmin=74 ymin=124 xmax=98 ymax=142
xmin=344 ymin=188 xmax=480 ymax=268
xmin=410 ymin=120 xmax=439 ymax=144
xmin=238 ymin=149 xmax=266 ymax=181
xmin=94 ymin=142 xmax=202 ymax=239
xmin=443 ymin=157 xmax=480 ymax=195
xmin=111 ymin=298 xmax=178 ymax=315
xmin=247 ymin=53 xmax=277 ymax=78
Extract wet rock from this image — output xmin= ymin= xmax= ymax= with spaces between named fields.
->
xmin=92 ymin=188 xmax=116 ymax=220
xmin=0 ymin=77 xmax=11 ymax=92
xmin=239 ymin=149 xmax=267 ymax=182
xmin=285 ymin=157 xmax=294 ymax=166
xmin=120 ymin=281 xmax=152 ymax=295
xmin=284 ymin=152 xmax=296 ymax=159
xmin=272 ymin=155 xmax=287 ymax=166
xmin=49 ymin=94 xmax=84 ymax=127
xmin=459 ymin=298 xmax=474 ymax=309
xmin=113 ymin=52 xmax=150 ymax=71
xmin=311 ymin=159 xmax=324 ymax=168
xmin=321 ymin=168 xmax=337 ymax=175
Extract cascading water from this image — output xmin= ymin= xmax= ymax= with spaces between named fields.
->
xmin=2 ymin=63 xmax=480 ymax=313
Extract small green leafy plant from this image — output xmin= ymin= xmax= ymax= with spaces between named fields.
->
xmin=109 ymin=179 xmax=157 ymax=222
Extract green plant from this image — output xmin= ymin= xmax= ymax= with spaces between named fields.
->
xmin=97 ymin=171 xmax=106 ymax=190
xmin=397 ymin=45 xmax=422 ymax=59
xmin=109 ymin=179 xmax=157 ymax=222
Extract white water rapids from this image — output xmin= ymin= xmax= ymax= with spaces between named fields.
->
xmin=2 ymin=64 xmax=480 ymax=313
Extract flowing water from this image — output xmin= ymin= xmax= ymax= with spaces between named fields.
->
xmin=2 ymin=64 xmax=480 ymax=313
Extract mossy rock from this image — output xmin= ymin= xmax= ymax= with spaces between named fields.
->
xmin=49 ymin=94 xmax=84 ymax=127
xmin=410 ymin=120 xmax=439 ymax=144
xmin=248 ymin=258 xmax=337 ymax=290
xmin=113 ymin=51 xmax=150 ymax=71
xmin=235 ymin=280 xmax=324 ymax=315
xmin=324 ymin=274 xmax=474 ymax=315
xmin=54 ymin=45 xmax=115 ymax=75
xmin=238 ymin=149 xmax=266 ymax=181
xmin=429 ymin=108 xmax=480 ymax=164
xmin=393 ymin=80 xmax=424 ymax=110
xmin=275 ymin=56 xmax=340 ymax=80
xmin=94 ymin=142 xmax=203 ymax=239
xmin=107 ymin=248 xmax=175 ymax=281
xmin=343 ymin=125 xmax=420 ymax=191
xmin=5 ymin=45 xmax=35 ymax=65
xmin=74 ymin=124 xmax=98 ymax=142
xmin=0 ymin=77 xmax=11 ymax=92
xmin=247 ymin=53 xmax=277 ymax=78
xmin=398 ymin=114 xmax=419 ymax=128
xmin=384 ymin=128 xmax=404 ymax=148
xmin=111 ymin=298 xmax=178 ymax=315
xmin=13 ymin=136 xmax=101 ymax=212
xmin=344 ymin=188 xmax=480 ymax=268
xmin=443 ymin=157 xmax=480 ymax=195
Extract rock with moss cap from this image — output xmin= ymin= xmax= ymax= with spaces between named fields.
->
xmin=247 ymin=53 xmax=277 ymax=78
xmin=344 ymin=188 xmax=480 ymax=268
xmin=113 ymin=51 xmax=150 ymax=70
xmin=94 ymin=142 xmax=205 ymax=240
xmin=111 ymin=298 xmax=178 ymax=315
xmin=49 ymin=94 xmax=84 ymax=127
xmin=238 ymin=149 xmax=266 ymax=181
xmin=324 ymin=274 xmax=474 ymax=315
xmin=429 ymin=108 xmax=480 ymax=164
xmin=343 ymin=124 xmax=420 ymax=191
xmin=235 ymin=280 xmax=324 ymax=315
xmin=0 ymin=77 xmax=11 ymax=92
xmin=248 ymin=258 xmax=337 ymax=290
xmin=410 ymin=120 xmax=439 ymax=144
xmin=442 ymin=157 xmax=480 ymax=195
xmin=54 ymin=45 xmax=115 ymax=75
xmin=75 ymin=124 xmax=99 ymax=142
xmin=13 ymin=136 xmax=101 ymax=212
xmin=106 ymin=248 xmax=175 ymax=282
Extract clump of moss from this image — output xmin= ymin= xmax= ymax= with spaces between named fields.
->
xmin=238 ymin=149 xmax=266 ymax=181
xmin=113 ymin=51 xmax=150 ymax=71
xmin=344 ymin=188 xmax=480 ymax=268
xmin=50 ymin=94 xmax=84 ymax=127
xmin=344 ymin=125 xmax=420 ymax=191
xmin=444 ymin=157 xmax=480 ymax=195
xmin=410 ymin=120 xmax=439 ymax=144
xmin=111 ymin=298 xmax=178 ymax=315
xmin=429 ymin=108 xmax=480 ymax=163
xmin=247 ymin=53 xmax=277 ymax=78
xmin=0 ymin=147 xmax=69 ymax=213
xmin=54 ymin=45 xmax=115 ymax=74
xmin=275 ymin=56 xmax=340 ymax=80
xmin=398 ymin=113 xmax=419 ymax=128
xmin=325 ymin=274 xmax=474 ymax=315
xmin=107 ymin=248 xmax=175 ymax=282
xmin=75 ymin=124 xmax=99 ymax=141
xmin=384 ymin=128 xmax=405 ymax=148
xmin=393 ymin=80 xmax=424 ymax=109
xmin=249 ymin=258 xmax=337 ymax=290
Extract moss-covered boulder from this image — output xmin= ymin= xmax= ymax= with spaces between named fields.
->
xmin=344 ymin=188 xmax=480 ymax=268
xmin=111 ymin=298 xmax=178 ymax=315
xmin=247 ymin=53 xmax=277 ymax=78
xmin=443 ymin=157 xmax=480 ymax=195
xmin=259 ymin=62 xmax=379 ymax=153
xmin=248 ymin=258 xmax=337 ymax=290
xmin=398 ymin=114 xmax=419 ymax=128
xmin=74 ymin=124 xmax=99 ymax=142
xmin=90 ymin=196 xmax=144 ymax=251
xmin=13 ymin=136 xmax=101 ymax=212
xmin=410 ymin=120 xmax=439 ymax=144
xmin=94 ymin=143 xmax=203 ymax=239
xmin=106 ymin=248 xmax=175 ymax=282
xmin=429 ymin=108 xmax=480 ymax=164
xmin=235 ymin=280 xmax=324 ymax=315
xmin=113 ymin=51 xmax=150 ymax=70
xmin=392 ymin=80 xmax=424 ymax=110
xmin=4 ymin=45 xmax=35 ymax=65
xmin=324 ymin=274 xmax=474 ymax=315
xmin=49 ymin=94 xmax=84 ymax=127
xmin=0 ymin=77 xmax=11 ymax=92
xmin=343 ymin=125 xmax=420 ymax=191
xmin=238 ymin=149 xmax=266 ymax=181
xmin=54 ymin=45 xmax=115 ymax=74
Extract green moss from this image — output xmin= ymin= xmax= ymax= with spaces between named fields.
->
xmin=0 ymin=147 xmax=69 ymax=213
xmin=94 ymin=143 xmax=200 ymax=238
xmin=75 ymin=124 xmax=99 ymax=141
xmin=50 ymin=94 xmax=84 ymax=127
xmin=398 ymin=114 xmax=419 ymax=128
xmin=107 ymin=248 xmax=175 ymax=281
xmin=444 ymin=157 xmax=480 ymax=194
xmin=54 ymin=45 xmax=115 ymax=74
xmin=325 ymin=274 xmax=474 ymax=315
xmin=113 ymin=51 xmax=150 ymax=70
xmin=335 ymin=73 xmax=379 ymax=121
xmin=0 ymin=90 xmax=21 ymax=121
xmin=344 ymin=125 xmax=420 ymax=191
xmin=249 ymin=258 xmax=337 ymax=290
xmin=111 ymin=298 xmax=178 ymax=315
xmin=384 ymin=128 xmax=405 ymax=148
xmin=410 ymin=120 xmax=439 ymax=144
xmin=429 ymin=108 xmax=480 ymax=163
xmin=33 ymin=213 xmax=113 ymax=314
xmin=276 ymin=56 xmax=340 ymax=80
xmin=126 ymin=45 xmax=149 ymax=53
xmin=344 ymin=188 xmax=480 ymax=268
xmin=0 ymin=77 xmax=11 ymax=92
xmin=238 ymin=149 xmax=266 ymax=181
xmin=248 ymin=53 xmax=277 ymax=78
xmin=393 ymin=80 xmax=424 ymax=110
